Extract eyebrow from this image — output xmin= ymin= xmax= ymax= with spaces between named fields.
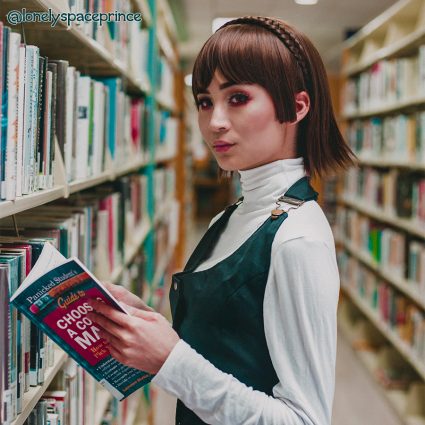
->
xmin=197 ymin=81 xmax=240 ymax=95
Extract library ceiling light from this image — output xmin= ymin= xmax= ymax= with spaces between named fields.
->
xmin=295 ymin=0 xmax=318 ymax=4
xmin=185 ymin=74 xmax=192 ymax=86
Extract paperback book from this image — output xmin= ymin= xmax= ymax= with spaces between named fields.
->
xmin=10 ymin=242 xmax=152 ymax=401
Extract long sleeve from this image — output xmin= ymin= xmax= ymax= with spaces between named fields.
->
xmin=152 ymin=236 xmax=339 ymax=425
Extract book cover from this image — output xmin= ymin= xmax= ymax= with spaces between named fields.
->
xmin=11 ymin=243 xmax=153 ymax=401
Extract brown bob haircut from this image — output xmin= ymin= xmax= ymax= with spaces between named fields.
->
xmin=191 ymin=17 xmax=356 ymax=178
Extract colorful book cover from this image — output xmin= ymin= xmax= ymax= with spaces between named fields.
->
xmin=11 ymin=243 xmax=153 ymax=401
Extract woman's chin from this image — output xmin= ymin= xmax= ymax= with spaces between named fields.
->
xmin=216 ymin=159 xmax=239 ymax=172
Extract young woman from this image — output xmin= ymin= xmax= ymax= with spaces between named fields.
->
xmin=88 ymin=16 xmax=355 ymax=425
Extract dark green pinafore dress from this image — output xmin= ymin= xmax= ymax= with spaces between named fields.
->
xmin=170 ymin=176 xmax=318 ymax=425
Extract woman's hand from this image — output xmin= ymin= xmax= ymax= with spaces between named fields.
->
xmin=102 ymin=282 xmax=153 ymax=311
xmin=87 ymin=298 xmax=180 ymax=374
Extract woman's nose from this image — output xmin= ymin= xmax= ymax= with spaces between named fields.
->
xmin=209 ymin=105 xmax=230 ymax=132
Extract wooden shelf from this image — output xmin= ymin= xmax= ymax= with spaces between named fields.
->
xmin=11 ymin=348 xmax=68 ymax=425
xmin=340 ymin=196 xmax=425 ymax=240
xmin=0 ymin=157 xmax=150 ymax=219
xmin=340 ymin=238 xmax=425 ymax=310
xmin=343 ymin=0 xmax=425 ymax=76
xmin=341 ymin=285 xmax=425 ymax=381
xmin=69 ymin=170 xmax=112 ymax=194
xmin=355 ymin=157 xmax=425 ymax=171
xmin=114 ymin=156 xmax=149 ymax=178
xmin=343 ymin=94 xmax=425 ymax=119
xmin=0 ymin=186 xmax=66 ymax=219
xmin=344 ymin=26 xmax=425 ymax=76
xmin=0 ymin=0 xmax=150 ymax=96
xmin=155 ymin=155 xmax=176 ymax=165
xmin=156 ymin=93 xmax=178 ymax=115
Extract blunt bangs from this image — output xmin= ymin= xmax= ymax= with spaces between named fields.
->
xmin=192 ymin=24 xmax=302 ymax=123
xmin=192 ymin=18 xmax=356 ymax=178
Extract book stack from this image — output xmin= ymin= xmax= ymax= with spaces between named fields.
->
xmin=0 ymin=239 xmax=58 ymax=424
xmin=343 ymin=48 xmax=425 ymax=115
xmin=0 ymin=24 xmax=57 ymax=200
xmin=338 ymin=251 xmax=425 ymax=363
xmin=66 ymin=0 xmax=133 ymax=66
xmin=347 ymin=114 xmax=425 ymax=163
xmin=343 ymin=167 xmax=425 ymax=224
xmin=0 ymin=21 xmax=149 ymax=203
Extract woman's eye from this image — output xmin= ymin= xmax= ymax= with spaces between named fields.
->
xmin=196 ymin=98 xmax=212 ymax=110
xmin=229 ymin=93 xmax=250 ymax=106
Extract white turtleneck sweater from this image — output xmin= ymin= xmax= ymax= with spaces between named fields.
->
xmin=152 ymin=158 xmax=340 ymax=425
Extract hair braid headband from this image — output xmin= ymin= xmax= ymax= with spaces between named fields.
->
xmin=219 ymin=16 xmax=309 ymax=84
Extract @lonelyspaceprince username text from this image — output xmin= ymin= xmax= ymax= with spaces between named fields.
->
xmin=6 ymin=8 xmax=142 ymax=27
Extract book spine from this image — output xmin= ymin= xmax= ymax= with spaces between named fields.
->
xmin=1 ymin=27 xmax=10 ymax=200
xmin=75 ymin=76 xmax=91 ymax=180
xmin=15 ymin=45 xmax=26 ymax=199
xmin=44 ymin=71 xmax=53 ymax=189
xmin=88 ymin=79 xmax=94 ymax=177
xmin=5 ymin=32 xmax=20 ymax=201
xmin=36 ymin=57 xmax=46 ymax=190
xmin=47 ymin=63 xmax=57 ymax=190
xmin=65 ymin=67 xmax=75 ymax=182
xmin=30 ymin=47 xmax=40 ymax=193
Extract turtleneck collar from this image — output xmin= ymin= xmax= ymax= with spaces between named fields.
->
xmin=238 ymin=158 xmax=306 ymax=210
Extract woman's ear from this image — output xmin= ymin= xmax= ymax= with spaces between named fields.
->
xmin=294 ymin=91 xmax=310 ymax=123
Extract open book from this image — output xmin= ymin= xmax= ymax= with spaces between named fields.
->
xmin=11 ymin=243 xmax=152 ymax=400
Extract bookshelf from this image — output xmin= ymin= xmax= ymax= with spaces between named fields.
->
xmin=0 ymin=0 xmax=183 ymax=423
xmin=0 ymin=0 xmax=151 ymax=95
xmin=339 ymin=0 xmax=425 ymax=423
xmin=10 ymin=349 xmax=67 ymax=425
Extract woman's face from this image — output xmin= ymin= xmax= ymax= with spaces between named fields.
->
xmin=196 ymin=71 xmax=293 ymax=171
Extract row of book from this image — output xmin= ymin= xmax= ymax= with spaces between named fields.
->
xmin=65 ymin=0 xmax=149 ymax=79
xmin=0 ymin=21 xmax=152 ymax=201
xmin=343 ymin=167 xmax=425 ymax=222
xmin=343 ymin=46 xmax=425 ymax=114
xmin=21 ymin=357 xmax=144 ymax=425
xmin=337 ymin=208 xmax=425 ymax=296
xmin=0 ymin=175 xmax=152 ymax=424
xmin=347 ymin=113 xmax=425 ymax=163
xmin=338 ymin=252 xmax=425 ymax=362
xmin=0 ymin=237 xmax=64 ymax=424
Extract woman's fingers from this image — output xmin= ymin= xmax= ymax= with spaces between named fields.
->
xmin=90 ymin=299 xmax=130 ymax=326
xmin=98 ymin=326 xmax=123 ymax=349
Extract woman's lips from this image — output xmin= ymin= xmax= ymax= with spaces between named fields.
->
xmin=213 ymin=142 xmax=235 ymax=153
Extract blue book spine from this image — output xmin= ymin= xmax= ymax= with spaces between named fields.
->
xmin=1 ymin=26 xmax=10 ymax=200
